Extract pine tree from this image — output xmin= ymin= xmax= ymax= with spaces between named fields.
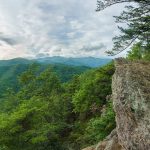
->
xmin=96 ymin=0 xmax=150 ymax=55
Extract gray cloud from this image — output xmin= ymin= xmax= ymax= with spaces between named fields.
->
xmin=36 ymin=53 xmax=49 ymax=58
xmin=0 ymin=0 xmax=126 ymax=59
xmin=0 ymin=36 xmax=18 ymax=45
xmin=80 ymin=43 xmax=106 ymax=51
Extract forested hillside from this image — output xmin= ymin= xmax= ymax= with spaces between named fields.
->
xmin=0 ymin=0 xmax=149 ymax=149
xmin=0 ymin=56 xmax=111 ymax=99
xmin=0 ymin=43 xmax=149 ymax=150
xmin=0 ymin=57 xmax=111 ymax=68
xmin=0 ymin=62 xmax=115 ymax=150
xmin=0 ymin=63 xmax=90 ymax=98
xmin=36 ymin=56 xmax=111 ymax=68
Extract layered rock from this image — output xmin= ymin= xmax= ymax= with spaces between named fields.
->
xmin=83 ymin=59 xmax=150 ymax=150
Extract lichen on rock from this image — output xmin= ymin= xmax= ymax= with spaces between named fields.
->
xmin=82 ymin=58 xmax=150 ymax=150
xmin=112 ymin=58 xmax=150 ymax=150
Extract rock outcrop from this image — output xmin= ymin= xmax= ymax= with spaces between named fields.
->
xmin=82 ymin=129 xmax=124 ymax=150
xmin=112 ymin=59 xmax=150 ymax=150
xmin=83 ymin=59 xmax=150 ymax=150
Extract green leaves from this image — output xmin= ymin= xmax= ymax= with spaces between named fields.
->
xmin=0 ymin=62 xmax=116 ymax=149
xmin=84 ymin=102 xmax=116 ymax=143
xmin=72 ymin=63 xmax=114 ymax=114
xmin=97 ymin=0 xmax=150 ymax=55
xmin=0 ymin=67 xmax=67 ymax=149
xmin=127 ymin=42 xmax=150 ymax=60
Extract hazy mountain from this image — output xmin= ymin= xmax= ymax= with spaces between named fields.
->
xmin=36 ymin=56 xmax=112 ymax=68
xmin=0 ymin=58 xmax=33 ymax=67
xmin=0 ymin=63 xmax=90 ymax=98
xmin=0 ymin=56 xmax=111 ymax=97
xmin=0 ymin=57 xmax=112 ymax=68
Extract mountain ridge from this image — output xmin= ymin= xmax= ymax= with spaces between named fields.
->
xmin=0 ymin=56 xmax=112 ymax=68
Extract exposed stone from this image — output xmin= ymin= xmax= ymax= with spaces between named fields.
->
xmin=112 ymin=58 xmax=150 ymax=150
xmin=95 ymin=129 xmax=124 ymax=150
xmin=82 ymin=59 xmax=150 ymax=150
xmin=82 ymin=129 xmax=124 ymax=150
xmin=82 ymin=145 xmax=96 ymax=150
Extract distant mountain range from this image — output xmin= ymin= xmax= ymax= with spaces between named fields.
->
xmin=0 ymin=56 xmax=112 ymax=98
xmin=0 ymin=61 xmax=90 ymax=98
xmin=0 ymin=56 xmax=112 ymax=68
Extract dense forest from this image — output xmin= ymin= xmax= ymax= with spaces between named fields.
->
xmin=0 ymin=42 xmax=149 ymax=150
xmin=0 ymin=63 xmax=90 ymax=98
xmin=0 ymin=60 xmax=115 ymax=150
xmin=0 ymin=0 xmax=149 ymax=149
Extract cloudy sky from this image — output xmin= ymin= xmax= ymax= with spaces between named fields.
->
xmin=0 ymin=0 xmax=125 ymax=60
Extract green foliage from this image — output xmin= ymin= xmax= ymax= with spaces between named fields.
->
xmin=97 ymin=0 xmax=150 ymax=55
xmin=0 ymin=63 xmax=90 ymax=98
xmin=127 ymin=42 xmax=150 ymax=61
xmin=72 ymin=63 xmax=114 ymax=113
xmin=84 ymin=102 xmax=116 ymax=143
xmin=0 ymin=62 xmax=115 ymax=150
xmin=0 ymin=67 xmax=68 ymax=150
xmin=127 ymin=42 xmax=143 ymax=60
xmin=0 ymin=64 xmax=29 ymax=98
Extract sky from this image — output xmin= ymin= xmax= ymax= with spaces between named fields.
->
xmin=0 ymin=0 xmax=126 ymax=60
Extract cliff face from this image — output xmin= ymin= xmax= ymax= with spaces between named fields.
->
xmin=112 ymin=59 xmax=150 ymax=150
xmin=83 ymin=59 xmax=150 ymax=150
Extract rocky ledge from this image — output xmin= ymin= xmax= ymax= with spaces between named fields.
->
xmin=82 ymin=58 xmax=150 ymax=150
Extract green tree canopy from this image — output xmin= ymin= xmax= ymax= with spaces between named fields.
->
xmin=96 ymin=0 xmax=150 ymax=55
xmin=0 ymin=63 xmax=116 ymax=150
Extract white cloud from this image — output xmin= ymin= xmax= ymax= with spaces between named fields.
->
xmin=0 ymin=0 xmax=126 ymax=59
